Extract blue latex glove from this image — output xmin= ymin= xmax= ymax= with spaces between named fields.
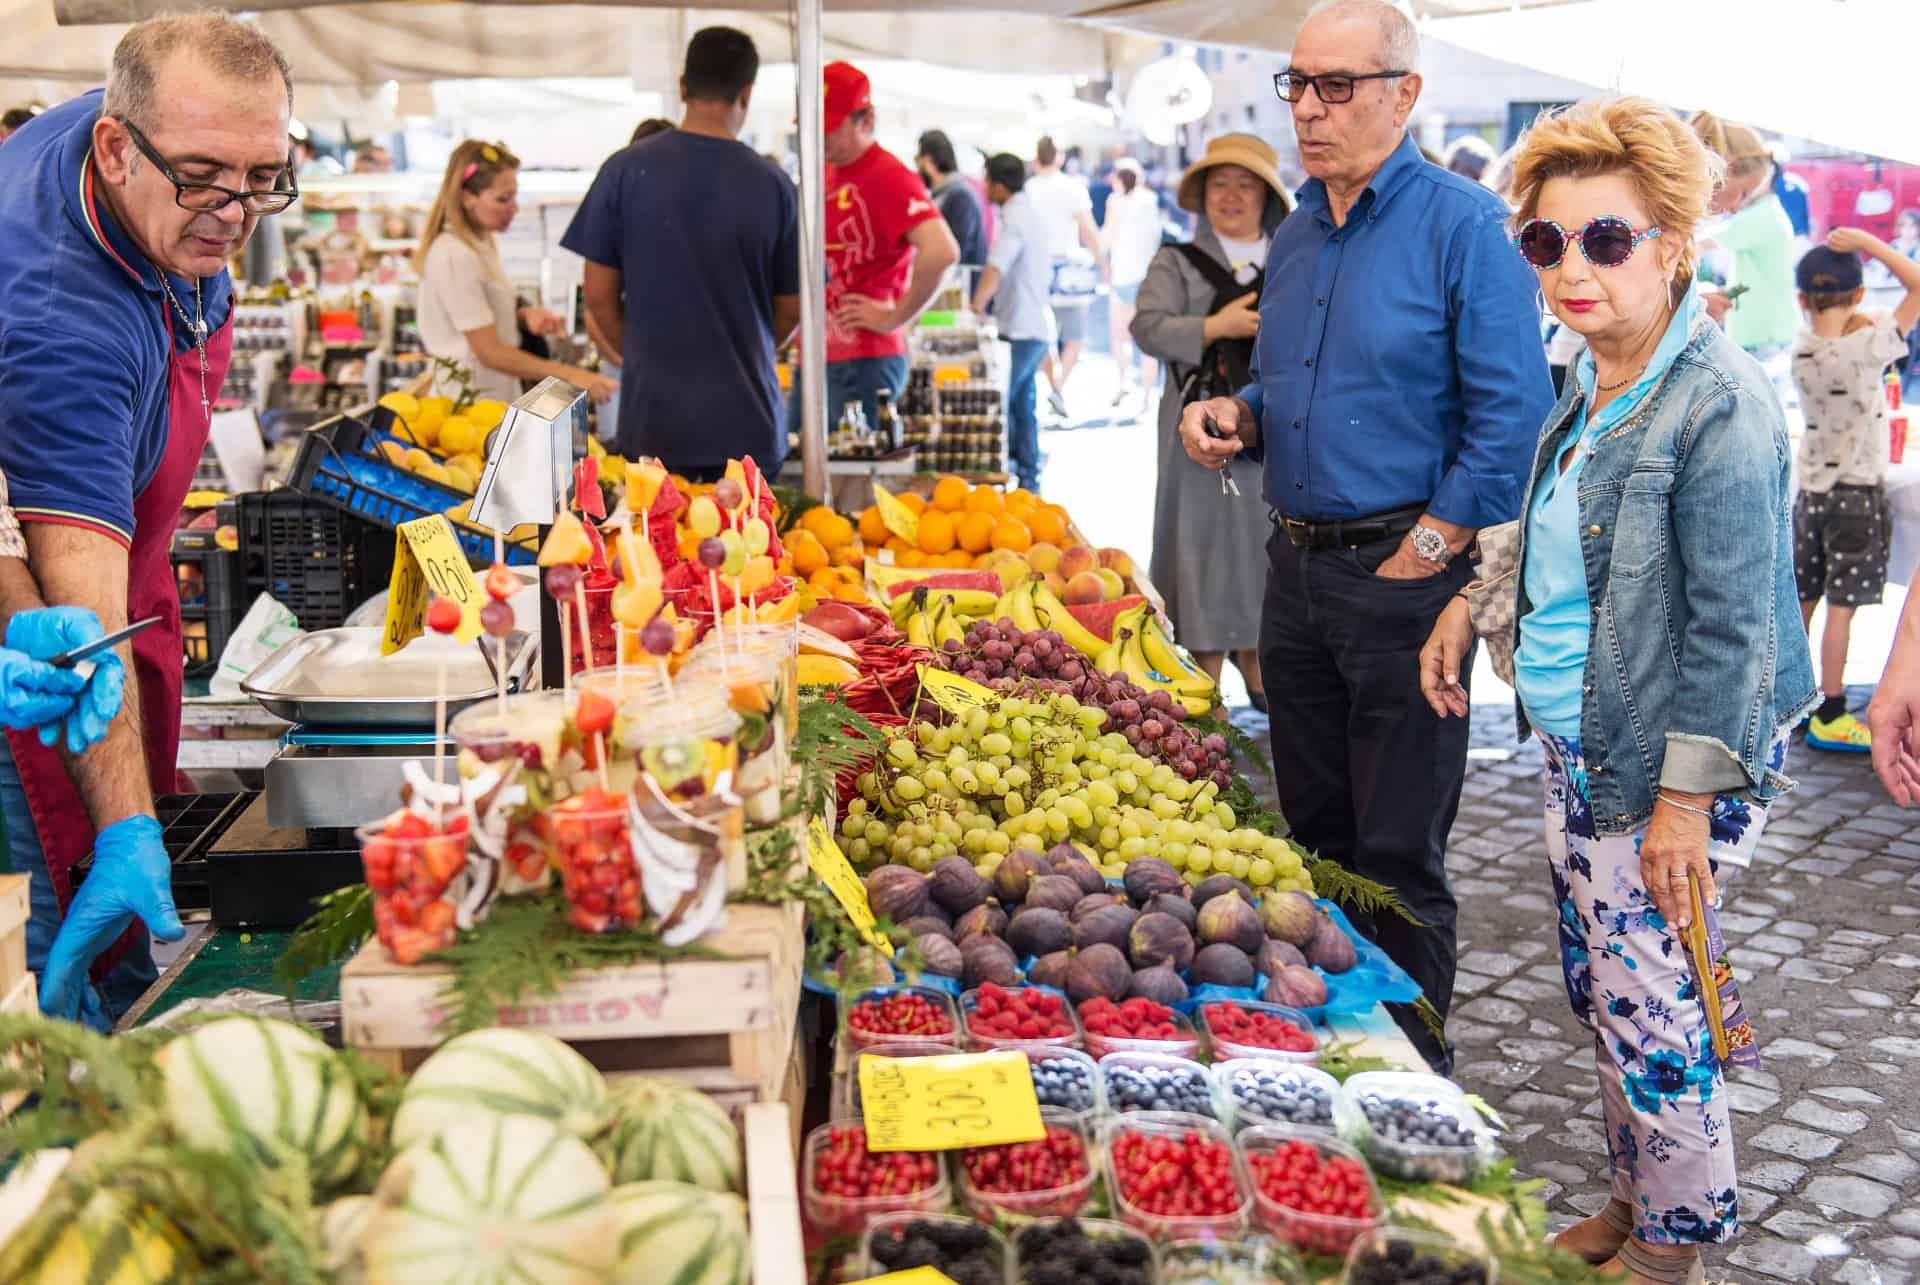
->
xmin=0 ymin=648 xmax=84 ymax=729
xmin=39 ymin=814 xmax=183 ymax=1021
xmin=3 ymin=607 xmax=125 ymax=753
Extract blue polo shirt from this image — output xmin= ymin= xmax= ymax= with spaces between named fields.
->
xmin=1238 ymin=133 xmax=1551 ymax=528
xmin=0 ymin=91 xmax=233 ymax=546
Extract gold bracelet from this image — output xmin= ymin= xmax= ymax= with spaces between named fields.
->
xmin=1656 ymin=790 xmax=1714 ymax=819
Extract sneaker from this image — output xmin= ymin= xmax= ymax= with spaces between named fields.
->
xmin=1807 ymin=710 xmax=1873 ymax=752
xmin=1047 ymin=389 xmax=1069 ymax=419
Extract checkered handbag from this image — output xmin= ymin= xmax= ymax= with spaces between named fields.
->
xmin=1464 ymin=520 xmax=1520 ymax=686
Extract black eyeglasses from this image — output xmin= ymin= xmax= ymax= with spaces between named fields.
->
xmin=1273 ymin=70 xmax=1410 ymax=104
xmin=118 ymin=117 xmax=300 ymax=215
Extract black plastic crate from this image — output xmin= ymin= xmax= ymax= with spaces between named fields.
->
xmin=69 ymin=791 xmax=253 ymax=912
xmin=227 ymin=490 xmax=397 ymax=633
xmin=204 ymin=797 xmax=362 ymax=929
xmin=173 ymin=528 xmax=246 ymax=679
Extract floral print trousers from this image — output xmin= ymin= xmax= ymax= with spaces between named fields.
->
xmin=1540 ymin=733 xmax=1772 ymax=1246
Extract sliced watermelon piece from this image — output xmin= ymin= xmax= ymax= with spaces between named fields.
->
xmin=884 ymin=570 xmax=1004 ymax=600
xmin=1064 ymin=595 xmax=1148 ymax=642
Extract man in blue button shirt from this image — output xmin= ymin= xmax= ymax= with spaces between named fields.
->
xmin=1181 ymin=0 xmax=1551 ymax=1072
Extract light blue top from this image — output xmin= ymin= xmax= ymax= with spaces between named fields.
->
xmin=1516 ymin=284 xmax=1703 ymax=736
xmin=986 ymin=189 xmax=1059 ymax=345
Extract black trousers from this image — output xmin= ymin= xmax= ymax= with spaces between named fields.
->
xmin=1258 ymin=525 xmax=1474 ymax=1072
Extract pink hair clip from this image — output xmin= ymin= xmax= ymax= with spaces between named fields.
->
xmin=461 ymin=161 xmax=479 ymax=183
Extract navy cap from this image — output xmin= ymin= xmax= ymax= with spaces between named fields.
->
xmin=1797 ymin=246 xmax=1863 ymax=292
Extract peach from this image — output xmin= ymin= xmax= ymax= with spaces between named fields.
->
xmin=1095 ymin=568 xmax=1126 ymax=601
xmin=1026 ymin=541 xmax=1063 ymax=574
xmin=1042 ymin=571 xmax=1068 ymax=598
xmin=1098 ymin=547 xmax=1135 ymax=577
xmin=1062 ymin=571 xmax=1106 ymax=606
xmin=1058 ymin=544 xmax=1098 ymax=580
xmin=992 ymin=558 xmax=1029 ymax=591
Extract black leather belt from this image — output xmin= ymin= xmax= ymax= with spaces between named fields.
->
xmin=1271 ymin=505 xmax=1426 ymax=551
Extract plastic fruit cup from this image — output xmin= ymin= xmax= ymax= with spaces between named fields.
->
xmin=841 ymin=984 xmax=962 ymax=1050
xmin=837 ymin=1041 xmax=963 ymax=1120
xmin=1342 ymin=1070 xmax=1491 ymax=1184
xmin=960 ymin=986 xmax=1084 ymax=1051
xmin=560 ymin=576 xmax=619 ymax=673
xmin=1214 ymin=1059 xmax=1341 ymax=1135
xmin=732 ymin=619 xmax=801 ymax=740
xmin=1240 ymin=1124 xmax=1386 ymax=1259
xmin=449 ymin=692 xmax=571 ymax=888
xmin=859 ymin=1211 xmax=1010 ymax=1282
xmin=546 ymin=787 xmax=639 ymax=934
xmin=1341 ymin=1227 xmax=1499 ymax=1285
xmin=1198 ymin=999 xmax=1322 ymax=1064
xmin=679 ymin=646 xmax=787 ymax=826
xmin=1104 ymin=1109 xmax=1253 ymax=1242
xmin=1078 ymin=1001 xmax=1200 ymax=1060
xmin=957 ymin=1107 xmax=1096 ymax=1221
xmin=1098 ymin=1050 xmax=1225 ymax=1120
xmin=801 ymin=1121 xmax=949 ymax=1236
xmin=358 ymin=817 xmax=465 ymax=965
xmin=624 ymin=680 xmax=741 ymax=806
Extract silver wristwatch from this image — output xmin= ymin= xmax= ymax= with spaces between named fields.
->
xmin=1410 ymin=524 xmax=1454 ymax=566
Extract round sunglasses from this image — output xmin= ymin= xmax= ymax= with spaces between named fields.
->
xmin=1513 ymin=216 xmax=1662 ymax=270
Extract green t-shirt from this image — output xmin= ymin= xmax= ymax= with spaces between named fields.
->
xmin=1718 ymin=193 xmax=1799 ymax=351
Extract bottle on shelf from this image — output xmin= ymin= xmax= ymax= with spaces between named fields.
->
xmin=874 ymin=388 xmax=904 ymax=454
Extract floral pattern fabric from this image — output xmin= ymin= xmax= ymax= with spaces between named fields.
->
xmin=1540 ymin=733 xmax=1775 ymax=1246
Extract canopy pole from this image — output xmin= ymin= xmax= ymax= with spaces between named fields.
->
xmin=796 ymin=0 xmax=828 ymax=500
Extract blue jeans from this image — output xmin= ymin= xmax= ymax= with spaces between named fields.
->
xmin=0 ymin=738 xmax=156 ymax=1031
xmin=787 ymin=355 xmax=910 ymax=442
xmin=1006 ymin=338 xmax=1048 ymax=493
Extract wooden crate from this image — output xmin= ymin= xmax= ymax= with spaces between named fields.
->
xmin=0 ymin=876 xmax=34 ymax=1120
xmin=340 ymin=901 xmax=806 ymax=1107
xmin=744 ymin=1100 xmax=805 ymax=1283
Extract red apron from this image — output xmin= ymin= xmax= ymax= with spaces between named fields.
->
xmin=6 ymin=302 xmax=232 ymax=978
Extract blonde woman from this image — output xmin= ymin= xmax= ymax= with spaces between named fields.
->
xmin=1689 ymin=112 xmax=1797 ymax=355
xmin=1420 ymin=98 xmax=1815 ymax=1283
xmin=414 ymin=140 xmax=613 ymax=404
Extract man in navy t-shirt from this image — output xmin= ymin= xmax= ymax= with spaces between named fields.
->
xmin=564 ymin=26 xmax=799 ymax=479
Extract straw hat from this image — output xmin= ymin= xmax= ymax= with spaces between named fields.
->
xmin=1177 ymin=134 xmax=1292 ymax=217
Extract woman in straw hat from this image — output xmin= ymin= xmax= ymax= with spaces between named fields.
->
xmin=1131 ymin=134 xmax=1291 ymax=710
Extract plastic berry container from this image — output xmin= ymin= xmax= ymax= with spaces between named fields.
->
xmin=1341 ymin=1227 xmax=1499 ymax=1285
xmin=1240 ymin=1124 xmax=1387 ymax=1258
xmin=1198 ymin=999 xmax=1322 ymax=1064
xmin=1104 ymin=1110 xmax=1253 ymax=1242
xmin=801 ymin=1120 xmax=949 ymax=1235
xmin=841 ymin=984 xmax=962 ymax=1051
xmin=1012 ymin=1217 xmax=1158 ymax=1284
xmin=1099 ymin=1050 xmax=1227 ymax=1120
xmin=835 ymin=1041 xmax=962 ymax=1121
xmin=1162 ymin=1236 xmax=1307 ymax=1285
xmin=961 ymin=986 xmax=1083 ymax=1051
xmin=1216 ymin=1059 xmax=1342 ymax=1135
xmin=958 ymin=1107 xmax=1098 ymax=1221
xmin=1340 ymin=1071 xmax=1495 ymax=1184
xmin=1014 ymin=1045 xmax=1107 ymax=1126
xmin=859 ymin=1211 xmax=1013 ymax=1284
xmin=1076 ymin=997 xmax=1201 ymax=1060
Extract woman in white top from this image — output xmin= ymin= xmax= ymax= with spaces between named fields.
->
xmin=415 ymin=140 xmax=613 ymax=406
xmin=1102 ymin=159 xmax=1165 ymax=401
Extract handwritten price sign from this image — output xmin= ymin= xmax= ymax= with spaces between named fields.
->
xmin=872 ymin=483 xmax=921 ymax=545
xmin=917 ymin=665 xmax=996 ymax=718
xmin=806 ymin=817 xmax=894 ymax=958
xmin=859 ymin=1049 xmax=1044 ymax=1152
xmin=381 ymin=514 xmax=485 ymax=654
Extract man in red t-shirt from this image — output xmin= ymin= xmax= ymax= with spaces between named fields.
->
xmin=801 ymin=62 xmax=958 ymax=438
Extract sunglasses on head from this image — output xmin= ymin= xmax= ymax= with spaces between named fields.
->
xmin=1513 ymin=216 xmax=1662 ymax=270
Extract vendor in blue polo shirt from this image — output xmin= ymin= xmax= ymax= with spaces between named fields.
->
xmin=0 ymin=14 xmax=297 ymax=1028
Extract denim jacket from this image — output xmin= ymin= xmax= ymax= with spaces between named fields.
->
xmin=1512 ymin=310 xmax=1818 ymax=834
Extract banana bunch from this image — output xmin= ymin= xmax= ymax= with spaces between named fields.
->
xmin=1095 ymin=602 xmax=1218 ymax=717
xmin=997 ymin=577 xmax=1111 ymax=660
xmin=893 ymin=584 xmax=998 ymax=648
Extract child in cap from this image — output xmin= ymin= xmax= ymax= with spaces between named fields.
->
xmin=1790 ymin=229 xmax=1920 ymax=751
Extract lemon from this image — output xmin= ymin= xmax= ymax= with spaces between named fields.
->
xmin=450 ymin=452 xmax=487 ymax=476
xmin=466 ymin=399 xmax=508 ymax=431
xmin=402 ymin=447 xmax=433 ymax=472
xmin=377 ymin=391 xmax=420 ymax=423
xmin=377 ymin=440 xmax=408 ymax=467
xmin=420 ymin=395 xmax=454 ymax=420
xmin=418 ymin=462 xmax=453 ymax=486
xmin=438 ymin=415 xmax=483 ymax=457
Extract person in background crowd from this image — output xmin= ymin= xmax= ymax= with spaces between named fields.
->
xmin=1870 ymin=554 xmax=1920 ymax=805
xmin=916 ymin=129 xmax=988 ymax=267
xmin=416 ymin=139 xmax=609 ymax=408
xmin=353 ymin=142 xmax=391 ymax=173
xmin=1134 ymin=134 xmax=1289 ymax=713
xmin=1027 ymin=134 xmax=1108 ymax=417
xmin=1770 ymin=143 xmax=1811 ymax=241
xmin=970 ymin=154 xmax=1055 ymax=493
xmin=567 ymin=27 xmax=797 ymax=478
xmin=1102 ymin=158 xmax=1164 ymax=405
xmin=1691 ymin=113 xmax=1797 ymax=355
xmin=1421 ymin=96 xmax=1816 ymax=1284
xmin=811 ymin=61 xmax=958 ymax=435
xmin=1180 ymin=0 xmax=1552 ymax=1073
xmin=0 ymin=14 xmax=297 ymax=1026
xmin=0 ymin=107 xmax=34 ymax=143
xmin=630 ymin=117 xmax=673 ymax=145
xmin=1442 ymin=133 xmax=1494 ymax=183
xmin=1789 ymin=230 xmax=1920 ymax=751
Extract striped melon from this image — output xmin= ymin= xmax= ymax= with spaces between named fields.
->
xmin=155 ymin=1016 xmax=367 ymax=1188
xmin=0 ymin=1186 xmax=197 ymax=1284
xmin=607 ymin=1181 xmax=750 ymax=1285
xmin=596 ymin=1077 xmax=742 ymax=1192
xmin=314 ymin=1195 xmax=374 ymax=1285
xmin=365 ymin=1113 xmax=616 ymax=1285
xmin=391 ymin=1029 xmax=608 ymax=1150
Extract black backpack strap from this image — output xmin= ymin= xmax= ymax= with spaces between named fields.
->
xmin=1171 ymin=242 xmax=1248 ymax=315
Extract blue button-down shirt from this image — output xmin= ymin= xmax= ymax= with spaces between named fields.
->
xmin=1239 ymin=133 xmax=1552 ymax=528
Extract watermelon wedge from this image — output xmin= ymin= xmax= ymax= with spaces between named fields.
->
xmin=1065 ymin=595 xmax=1148 ymax=642
xmin=883 ymin=571 xmax=1004 ymax=600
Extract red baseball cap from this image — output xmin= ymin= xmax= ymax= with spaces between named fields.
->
xmin=824 ymin=61 xmax=871 ymax=134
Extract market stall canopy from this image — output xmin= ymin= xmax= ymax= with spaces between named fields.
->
xmin=1430 ymin=0 xmax=1920 ymax=166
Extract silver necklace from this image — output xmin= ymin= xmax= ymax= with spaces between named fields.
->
xmin=158 ymin=273 xmax=210 ymax=422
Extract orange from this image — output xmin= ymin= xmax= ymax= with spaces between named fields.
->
xmin=956 ymin=511 xmax=996 ymax=554
xmin=942 ymin=550 xmax=974 ymax=568
xmin=897 ymin=549 xmax=929 ymax=568
xmin=831 ymin=544 xmax=865 ymax=570
xmin=807 ymin=566 xmax=843 ymax=595
xmin=883 ymin=535 xmax=910 ymax=558
xmin=799 ymin=505 xmax=834 ymax=537
xmin=1004 ymin=492 xmax=1038 ymax=523
xmin=832 ymin=580 xmax=869 ymax=604
xmin=963 ymin=485 xmax=1005 ymax=516
xmin=789 ymin=530 xmax=829 ymax=576
xmin=1029 ymin=506 xmax=1070 ymax=547
xmin=897 ymin=491 xmax=927 ymax=515
xmin=857 ymin=505 xmax=889 ymax=546
xmin=916 ymin=509 xmax=957 ymax=555
xmin=814 ymin=510 xmax=855 ymax=550
xmin=990 ymin=517 xmax=1032 ymax=553
xmin=931 ymin=476 xmax=970 ymax=512
xmin=972 ymin=552 xmax=995 ymax=569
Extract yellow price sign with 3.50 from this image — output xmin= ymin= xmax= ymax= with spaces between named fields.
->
xmin=859 ymin=1049 xmax=1044 ymax=1152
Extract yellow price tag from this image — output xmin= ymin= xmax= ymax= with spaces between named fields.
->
xmin=381 ymin=514 xmax=485 ymax=655
xmin=806 ymin=817 xmax=894 ymax=957
xmin=917 ymin=665 xmax=997 ymax=718
xmin=859 ymin=1050 xmax=1045 ymax=1152
xmin=858 ymin=1271 xmax=958 ymax=1285
xmin=872 ymin=482 xmax=920 ymax=545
